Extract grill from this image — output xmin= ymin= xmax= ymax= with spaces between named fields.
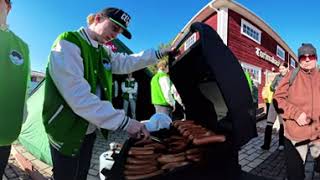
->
xmin=103 ymin=22 xmax=259 ymax=180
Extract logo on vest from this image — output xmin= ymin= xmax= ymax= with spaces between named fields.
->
xmin=102 ymin=59 xmax=112 ymax=71
xmin=9 ymin=50 xmax=24 ymax=66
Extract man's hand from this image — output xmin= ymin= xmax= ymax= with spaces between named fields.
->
xmin=296 ymin=112 xmax=310 ymax=126
xmin=124 ymin=119 xmax=150 ymax=140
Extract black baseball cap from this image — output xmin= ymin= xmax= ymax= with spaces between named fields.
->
xmin=101 ymin=8 xmax=132 ymax=39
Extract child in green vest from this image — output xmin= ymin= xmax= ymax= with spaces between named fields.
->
xmin=0 ymin=0 xmax=30 ymax=178
xmin=121 ymin=73 xmax=138 ymax=119
xmin=151 ymin=61 xmax=176 ymax=117
xmin=43 ymin=7 xmax=172 ymax=180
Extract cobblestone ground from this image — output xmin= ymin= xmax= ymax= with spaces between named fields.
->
xmin=2 ymin=152 xmax=32 ymax=180
xmin=241 ymin=120 xmax=320 ymax=180
xmin=4 ymin=120 xmax=320 ymax=180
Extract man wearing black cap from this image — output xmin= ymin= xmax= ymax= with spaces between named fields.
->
xmin=0 ymin=0 xmax=30 ymax=179
xmin=273 ymin=43 xmax=320 ymax=180
xmin=42 ymin=7 xmax=171 ymax=180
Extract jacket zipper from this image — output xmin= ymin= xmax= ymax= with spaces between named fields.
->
xmin=48 ymin=105 xmax=64 ymax=124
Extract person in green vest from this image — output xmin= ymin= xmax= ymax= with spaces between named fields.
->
xmin=151 ymin=61 xmax=176 ymax=117
xmin=42 ymin=7 xmax=171 ymax=180
xmin=121 ymin=73 xmax=138 ymax=119
xmin=0 ymin=0 xmax=30 ymax=178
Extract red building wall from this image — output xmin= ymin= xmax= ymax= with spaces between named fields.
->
xmin=227 ymin=10 xmax=289 ymax=103
xmin=204 ymin=13 xmax=218 ymax=31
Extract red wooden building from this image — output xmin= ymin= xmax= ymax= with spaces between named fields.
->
xmin=172 ymin=0 xmax=298 ymax=104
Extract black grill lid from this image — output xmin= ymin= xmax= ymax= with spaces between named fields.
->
xmin=169 ymin=22 xmax=257 ymax=148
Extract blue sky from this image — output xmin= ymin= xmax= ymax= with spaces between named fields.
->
xmin=8 ymin=0 xmax=320 ymax=72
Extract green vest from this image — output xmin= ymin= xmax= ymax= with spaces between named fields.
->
xmin=244 ymin=71 xmax=253 ymax=92
xmin=122 ymin=79 xmax=136 ymax=100
xmin=151 ymin=71 xmax=170 ymax=106
xmin=42 ymin=31 xmax=112 ymax=156
xmin=0 ymin=30 xmax=30 ymax=146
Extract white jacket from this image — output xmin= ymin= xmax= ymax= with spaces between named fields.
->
xmin=48 ymin=27 xmax=162 ymax=133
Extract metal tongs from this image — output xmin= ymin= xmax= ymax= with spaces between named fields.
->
xmin=150 ymin=135 xmax=166 ymax=145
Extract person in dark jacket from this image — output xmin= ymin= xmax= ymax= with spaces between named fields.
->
xmin=261 ymin=62 xmax=288 ymax=150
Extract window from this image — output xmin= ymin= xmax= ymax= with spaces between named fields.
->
xmin=241 ymin=62 xmax=262 ymax=84
xmin=290 ymin=58 xmax=296 ymax=68
xmin=241 ymin=19 xmax=261 ymax=44
xmin=277 ymin=45 xmax=285 ymax=60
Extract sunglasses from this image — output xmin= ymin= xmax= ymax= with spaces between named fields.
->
xmin=5 ymin=0 xmax=11 ymax=4
xmin=299 ymin=54 xmax=317 ymax=61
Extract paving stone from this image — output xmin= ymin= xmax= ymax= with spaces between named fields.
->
xmin=87 ymin=174 xmax=100 ymax=180
xmin=21 ymin=152 xmax=36 ymax=161
xmin=242 ymin=166 xmax=252 ymax=172
xmin=239 ymin=159 xmax=249 ymax=166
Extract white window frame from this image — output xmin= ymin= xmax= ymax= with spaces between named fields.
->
xmin=240 ymin=62 xmax=262 ymax=84
xmin=290 ymin=58 xmax=296 ymax=68
xmin=241 ymin=19 xmax=262 ymax=44
xmin=276 ymin=45 xmax=285 ymax=60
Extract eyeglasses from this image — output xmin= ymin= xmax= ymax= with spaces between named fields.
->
xmin=299 ymin=54 xmax=317 ymax=61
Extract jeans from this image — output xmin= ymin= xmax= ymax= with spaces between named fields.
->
xmin=0 ymin=145 xmax=11 ymax=179
xmin=50 ymin=133 xmax=96 ymax=180
xmin=123 ymin=99 xmax=136 ymax=119
xmin=154 ymin=105 xmax=173 ymax=118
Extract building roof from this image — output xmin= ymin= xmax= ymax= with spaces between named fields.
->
xmin=172 ymin=0 xmax=297 ymax=60
xmin=31 ymin=70 xmax=45 ymax=78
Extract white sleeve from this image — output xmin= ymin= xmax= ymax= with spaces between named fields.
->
xmin=105 ymin=46 xmax=161 ymax=74
xmin=133 ymin=82 xmax=138 ymax=94
xmin=114 ymin=81 xmax=118 ymax=98
xmin=159 ymin=76 xmax=175 ymax=107
xmin=48 ymin=40 xmax=128 ymax=131
xmin=171 ymin=85 xmax=183 ymax=106
xmin=121 ymin=82 xmax=127 ymax=93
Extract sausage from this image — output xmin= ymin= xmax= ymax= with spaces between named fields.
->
xmin=125 ymin=169 xmax=164 ymax=180
xmin=178 ymin=124 xmax=202 ymax=132
xmin=186 ymin=154 xmax=201 ymax=162
xmin=129 ymin=146 xmax=155 ymax=151
xmin=182 ymin=129 xmax=208 ymax=137
xmin=133 ymin=153 xmax=160 ymax=160
xmin=157 ymin=153 xmax=186 ymax=164
xmin=186 ymin=148 xmax=202 ymax=155
xmin=163 ymin=136 xmax=186 ymax=143
xmin=188 ymin=131 xmax=213 ymax=140
xmin=193 ymin=134 xmax=226 ymax=145
xmin=124 ymin=166 xmax=158 ymax=176
xmin=144 ymin=143 xmax=167 ymax=151
xmin=168 ymin=141 xmax=188 ymax=153
xmin=126 ymin=157 xmax=158 ymax=165
xmin=161 ymin=161 xmax=190 ymax=171
xmin=128 ymin=149 xmax=154 ymax=155
xmin=172 ymin=120 xmax=195 ymax=128
xmin=125 ymin=164 xmax=156 ymax=171
xmin=134 ymin=138 xmax=153 ymax=146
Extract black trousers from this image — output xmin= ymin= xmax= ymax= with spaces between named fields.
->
xmin=284 ymin=137 xmax=305 ymax=180
xmin=50 ymin=133 xmax=96 ymax=180
xmin=0 ymin=145 xmax=11 ymax=179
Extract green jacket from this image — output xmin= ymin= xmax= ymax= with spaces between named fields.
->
xmin=42 ymin=31 xmax=112 ymax=156
xmin=0 ymin=29 xmax=30 ymax=146
xmin=151 ymin=71 xmax=170 ymax=106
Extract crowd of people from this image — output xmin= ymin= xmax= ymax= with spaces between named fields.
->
xmin=256 ymin=43 xmax=319 ymax=180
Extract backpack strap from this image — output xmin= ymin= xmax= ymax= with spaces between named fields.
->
xmin=289 ymin=67 xmax=300 ymax=86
